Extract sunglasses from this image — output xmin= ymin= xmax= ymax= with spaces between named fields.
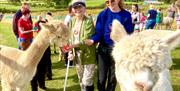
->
xmin=105 ymin=0 xmax=115 ymax=5
xmin=73 ymin=5 xmax=83 ymax=9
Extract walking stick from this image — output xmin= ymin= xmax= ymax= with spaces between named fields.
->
xmin=63 ymin=59 xmax=70 ymax=91
xmin=63 ymin=44 xmax=73 ymax=91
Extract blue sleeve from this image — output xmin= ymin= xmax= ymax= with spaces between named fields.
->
xmin=124 ymin=13 xmax=134 ymax=34
xmin=91 ymin=13 xmax=103 ymax=43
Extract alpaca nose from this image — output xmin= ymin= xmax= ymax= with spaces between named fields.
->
xmin=135 ymin=82 xmax=152 ymax=91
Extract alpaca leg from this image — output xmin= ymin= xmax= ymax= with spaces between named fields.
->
xmin=1 ymin=80 xmax=16 ymax=91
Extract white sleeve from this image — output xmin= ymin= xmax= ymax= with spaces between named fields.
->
xmin=64 ymin=15 xmax=71 ymax=25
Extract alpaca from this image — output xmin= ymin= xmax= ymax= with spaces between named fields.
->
xmin=162 ymin=17 xmax=174 ymax=30
xmin=0 ymin=22 xmax=70 ymax=91
xmin=110 ymin=20 xmax=180 ymax=91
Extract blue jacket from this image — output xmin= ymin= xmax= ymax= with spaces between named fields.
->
xmin=91 ymin=8 xmax=133 ymax=47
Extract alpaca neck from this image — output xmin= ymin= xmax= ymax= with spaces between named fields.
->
xmin=24 ymin=30 xmax=52 ymax=68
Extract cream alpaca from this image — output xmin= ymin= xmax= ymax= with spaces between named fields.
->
xmin=162 ymin=17 xmax=174 ymax=30
xmin=111 ymin=20 xmax=180 ymax=91
xmin=0 ymin=22 xmax=70 ymax=91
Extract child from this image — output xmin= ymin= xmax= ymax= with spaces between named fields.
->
xmin=33 ymin=15 xmax=46 ymax=33
xmin=139 ymin=12 xmax=147 ymax=31
xmin=156 ymin=8 xmax=163 ymax=29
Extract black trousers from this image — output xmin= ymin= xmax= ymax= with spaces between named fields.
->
xmin=31 ymin=47 xmax=49 ymax=91
xmin=64 ymin=53 xmax=73 ymax=66
xmin=97 ymin=45 xmax=117 ymax=91
xmin=46 ymin=46 xmax=52 ymax=79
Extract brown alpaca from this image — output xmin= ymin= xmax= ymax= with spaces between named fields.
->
xmin=0 ymin=22 xmax=70 ymax=91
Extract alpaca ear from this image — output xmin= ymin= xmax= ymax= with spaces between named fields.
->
xmin=110 ymin=19 xmax=128 ymax=43
xmin=162 ymin=30 xmax=180 ymax=50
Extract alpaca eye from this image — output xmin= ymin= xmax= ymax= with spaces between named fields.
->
xmin=57 ymin=36 xmax=61 ymax=38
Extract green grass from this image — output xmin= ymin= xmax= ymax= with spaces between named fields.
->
xmin=0 ymin=17 xmax=180 ymax=91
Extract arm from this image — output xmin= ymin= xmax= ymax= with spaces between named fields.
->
xmin=18 ymin=27 xmax=32 ymax=34
xmin=85 ymin=13 xmax=103 ymax=45
xmin=18 ymin=20 xmax=33 ymax=34
xmin=12 ymin=13 xmax=19 ymax=36
xmin=123 ymin=13 xmax=134 ymax=34
xmin=147 ymin=10 xmax=150 ymax=19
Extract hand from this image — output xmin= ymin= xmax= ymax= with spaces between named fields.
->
xmin=68 ymin=52 xmax=74 ymax=60
xmin=84 ymin=39 xmax=94 ymax=46
xmin=62 ymin=44 xmax=72 ymax=53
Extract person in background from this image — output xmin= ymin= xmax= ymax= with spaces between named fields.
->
xmin=12 ymin=2 xmax=32 ymax=49
xmin=156 ymin=8 xmax=163 ymax=30
xmin=44 ymin=12 xmax=53 ymax=80
xmin=64 ymin=5 xmax=74 ymax=25
xmin=175 ymin=0 xmax=180 ymax=29
xmin=18 ymin=8 xmax=33 ymax=50
xmin=167 ymin=3 xmax=176 ymax=19
xmin=30 ymin=15 xmax=48 ymax=91
xmin=85 ymin=0 xmax=133 ymax=91
xmin=67 ymin=0 xmax=96 ymax=90
xmin=0 ymin=13 xmax=4 ymax=22
xmin=33 ymin=16 xmax=46 ymax=33
xmin=131 ymin=4 xmax=140 ymax=32
xmin=60 ymin=5 xmax=74 ymax=67
xmin=145 ymin=4 xmax=157 ymax=29
xmin=139 ymin=12 xmax=147 ymax=31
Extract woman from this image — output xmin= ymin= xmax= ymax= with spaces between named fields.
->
xmin=85 ymin=0 xmax=133 ymax=91
xmin=67 ymin=0 xmax=96 ymax=91
xmin=131 ymin=4 xmax=140 ymax=32
xmin=18 ymin=8 xmax=33 ymax=50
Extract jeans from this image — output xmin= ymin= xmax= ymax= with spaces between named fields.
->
xmin=97 ymin=45 xmax=117 ymax=91
xmin=145 ymin=19 xmax=156 ymax=29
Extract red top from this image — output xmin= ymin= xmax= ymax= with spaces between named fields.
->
xmin=18 ymin=17 xmax=33 ymax=39
xmin=140 ymin=16 xmax=147 ymax=22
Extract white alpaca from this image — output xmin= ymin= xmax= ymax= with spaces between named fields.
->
xmin=111 ymin=20 xmax=180 ymax=91
xmin=0 ymin=22 xmax=70 ymax=91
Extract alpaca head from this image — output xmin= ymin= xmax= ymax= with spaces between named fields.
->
xmin=41 ymin=21 xmax=70 ymax=47
xmin=111 ymin=20 xmax=180 ymax=71
xmin=110 ymin=20 xmax=180 ymax=91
